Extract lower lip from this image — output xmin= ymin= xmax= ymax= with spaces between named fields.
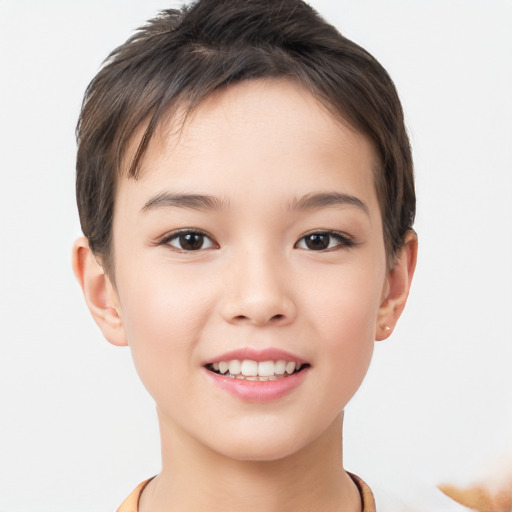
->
xmin=204 ymin=368 xmax=309 ymax=402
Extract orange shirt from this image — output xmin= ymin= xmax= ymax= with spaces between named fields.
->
xmin=117 ymin=472 xmax=376 ymax=512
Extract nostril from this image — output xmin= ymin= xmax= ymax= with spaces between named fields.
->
xmin=228 ymin=308 xmax=293 ymax=326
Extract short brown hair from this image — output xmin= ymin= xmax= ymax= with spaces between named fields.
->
xmin=76 ymin=0 xmax=415 ymax=274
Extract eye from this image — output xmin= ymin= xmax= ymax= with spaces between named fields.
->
xmin=162 ymin=230 xmax=217 ymax=251
xmin=295 ymin=231 xmax=354 ymax=251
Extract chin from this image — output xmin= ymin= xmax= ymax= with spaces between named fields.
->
xmin=214 ymin=439 xmax=302 ymax=462
xmin=201 ymin=421 xmax=323 ymax=463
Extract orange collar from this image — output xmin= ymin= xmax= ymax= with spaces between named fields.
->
xmin=117 ymin=472 xmax=375 ymax=512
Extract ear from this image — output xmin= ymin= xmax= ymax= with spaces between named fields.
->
xmin=72 ymin=237 xmax=128 ymax=347
xmin=375 ymin=231 xmax=418 ymax=341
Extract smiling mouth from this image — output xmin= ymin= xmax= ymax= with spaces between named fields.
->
xmin=205 ymin=359 xmax=310 ymax=381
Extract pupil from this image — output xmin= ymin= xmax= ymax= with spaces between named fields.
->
xmin=180 ymin=233 xmax=203 ymax=250
xmin=306 ymin=234 xmax=329 ymax=250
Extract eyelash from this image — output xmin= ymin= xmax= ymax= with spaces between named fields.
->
xmin=158 ymin=229 xmax=355 ymax=252
xmin=159 ymin=229 xmax=218 ymax=252
xmin=295 ymin=230 xmax=355 ymax=251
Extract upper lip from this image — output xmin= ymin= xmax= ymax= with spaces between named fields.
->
xmin=203 ymin=347 xmax=308 ymax=366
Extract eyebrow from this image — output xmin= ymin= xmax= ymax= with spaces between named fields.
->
xmin=141 ymin=193 xmax=226 ymax=212
xmin=288 ymin=192 xmax=369 ymax=215
xmin=140 ymin=191 xmax=368 ymax=215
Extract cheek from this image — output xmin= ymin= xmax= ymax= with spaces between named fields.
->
xmin=321 ymin=293 xmax=377 ymax=381
xmin=115 ymin=265 xmax=215 ymax=394
xmin=303 ymin=257 xmax=384 ymax=340
xmin=300 ymin=261 xmax=384 ymax=400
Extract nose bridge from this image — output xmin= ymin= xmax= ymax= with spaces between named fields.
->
xmin=222 ymin=243 xmax=296 ymax=326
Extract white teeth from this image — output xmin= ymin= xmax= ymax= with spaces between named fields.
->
xmin=241 ymin=360 xmax=258 ymax=377
xmin=258 ymin=360 xmax=275 ymax=377
xmin=228 ymin=360 xmax=241 ymax=375
xmin=285 ymin=362 xmax=296 ymax=374
xmin=274 ymin=360 xmax=286 ymax=375
xmin=210 ymin=358 xmax=306 ymax=379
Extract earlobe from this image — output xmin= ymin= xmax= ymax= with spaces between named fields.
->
xmin=376 ymin=231 xmax=418 ymax=341
xmin=72 ymin=237 xmax=128 ymax=347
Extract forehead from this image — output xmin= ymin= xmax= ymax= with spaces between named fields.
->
xmin=117 ymin=79 xmax=380 ymax=215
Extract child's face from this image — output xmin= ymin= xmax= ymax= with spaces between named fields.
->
xmin=109 ymin=79 xmax=391 ymax=460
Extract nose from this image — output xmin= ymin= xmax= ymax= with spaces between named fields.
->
xmin=220 ymin=248 xmax=297 ymax=327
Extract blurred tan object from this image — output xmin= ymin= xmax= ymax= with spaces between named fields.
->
xmin=438 ymin=483 xmax=511 ymax=512
xmin=439 ymin=444 xmax=512 ymax=512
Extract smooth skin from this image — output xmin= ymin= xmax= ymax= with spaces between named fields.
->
xmin=73 ymin=79 xmax=417 ymax=512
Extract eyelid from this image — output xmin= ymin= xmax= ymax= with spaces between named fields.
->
xmin=159 ymin=228 xmax=218 ymax=251
xmin=295 ymin=229 xmax=356 ymax=250
xmin=156 ymin=228 xmax=355 ymax=252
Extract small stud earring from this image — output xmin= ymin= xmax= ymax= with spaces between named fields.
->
xmin=383 ymin=325 xmax=391 ymax=333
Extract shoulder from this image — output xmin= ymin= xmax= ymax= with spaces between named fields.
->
xmin=116 ymin=478 xmax=155 ymax=512
xmin=349 ymin=472 xmax=377 ymax=512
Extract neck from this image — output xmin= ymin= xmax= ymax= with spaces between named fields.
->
xmin=139 ymin=412 xmax=361 ymax=512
